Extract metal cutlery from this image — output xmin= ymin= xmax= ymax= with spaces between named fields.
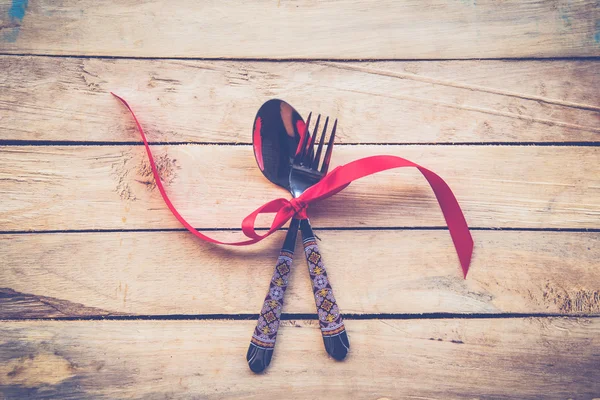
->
xmin=247 ymin=100 xmax=349 ymax=373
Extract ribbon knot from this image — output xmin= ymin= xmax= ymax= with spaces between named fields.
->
xmin=289 ymin=198 xmax=308 ymax=219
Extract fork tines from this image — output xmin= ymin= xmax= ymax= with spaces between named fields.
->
xmin=296 ymin=112 xmax=337 ymax=175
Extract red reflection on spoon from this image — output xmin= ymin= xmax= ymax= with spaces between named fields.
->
xmin=253 ymin=116 xmax=264 ymax=171
xmin=295 ymin=120 xmax=306 ymax=156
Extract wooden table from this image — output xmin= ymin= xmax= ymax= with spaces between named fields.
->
xmin=1 ymin=1 xmax=599 ymax=398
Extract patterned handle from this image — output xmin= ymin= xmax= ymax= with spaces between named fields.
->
xmin=300 ymin=218 xmax=350 ymax=361
xmin=247 ymin=218 xmax=300 ymax=373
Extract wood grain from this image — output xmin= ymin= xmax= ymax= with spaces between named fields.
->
xmin=0 ymin=318 xmax=598 ymax=399
xmin=0 ymin=145 xmax=598 ymax=231
xmin=1 ymin=0 xmax=598 ymax=396
xmin=1 ymin=1 xmax=599 ymax=59
xmin=0 ymin=288 xmax=121 ymax=320
xmin=1 ymin=231 xmax=598 ymax=317
xmin=1 ymin=57 xmax=599 ymax=143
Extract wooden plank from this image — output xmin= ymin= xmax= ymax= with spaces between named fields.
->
xmin=1 ymin=57 xmax=599 ymax=144
xmin=1 ymin=1 xmax=599 ymax=58
xmin=1 ymin=231 xmax=598 ymax=318
xmin=0 ymin=145 xmax=598 ymax=231
xmin=0 ymin=319 xmax=598 ymax=399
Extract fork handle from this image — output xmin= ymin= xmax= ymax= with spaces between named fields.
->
xmin=300 ymin=218 xmax=350 ymax=361
xmin=247 ymin=217 xmax=300 ymax=373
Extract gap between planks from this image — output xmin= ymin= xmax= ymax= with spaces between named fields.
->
xmin=2 ymin=227 xmax=600 ymax=235
xmin=1 ymin=141 xmax=600 ymax=147
xmin=2 ymin=53 xmax=600 ymax=61
xmin=3 ymin=313 xmax=600 ymax=322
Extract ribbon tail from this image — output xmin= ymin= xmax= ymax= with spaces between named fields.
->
xmin=419 ymin=168 xmax=473 ymax=278
xmin=111 ymin=92 xmax=292 ymax=246
xmin=298 ymin=155 xmax=474 ymax=278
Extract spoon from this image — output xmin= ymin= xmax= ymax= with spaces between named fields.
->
xmin=246 ymin=99 xmax=348 ymax=373
xmin=246 ymin=99 xmax=303 ymax=373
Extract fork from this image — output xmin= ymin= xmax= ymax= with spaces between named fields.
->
xmin=246 ymin=113 xmax=349 ymax=373
xmin=290 ymin=113 xmax=350 ymax=361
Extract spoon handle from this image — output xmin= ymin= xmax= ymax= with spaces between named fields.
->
xmin=299 ymin=219 xmax=350 ymax=361
xmin=247 ymin=217 xmax=300 ymax=373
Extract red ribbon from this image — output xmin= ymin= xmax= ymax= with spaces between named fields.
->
xmin=111 ymin=93 xmax=474 ymax=278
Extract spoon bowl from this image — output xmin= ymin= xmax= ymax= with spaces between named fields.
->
xmin=252 ymin=99 xmax=306 ymax=190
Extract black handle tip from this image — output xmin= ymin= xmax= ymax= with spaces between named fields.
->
xmin=247 ymin=344 xmax=273 ymax=373
xmin=323 ymin=330 xmax=350 ymax=361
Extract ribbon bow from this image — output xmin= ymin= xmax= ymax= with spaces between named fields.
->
xmin=112 ymin=93 xmax=474 ymax=278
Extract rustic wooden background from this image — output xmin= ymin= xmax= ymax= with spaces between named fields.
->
xmin=1 ymin=1 xmax=599 ymax=399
